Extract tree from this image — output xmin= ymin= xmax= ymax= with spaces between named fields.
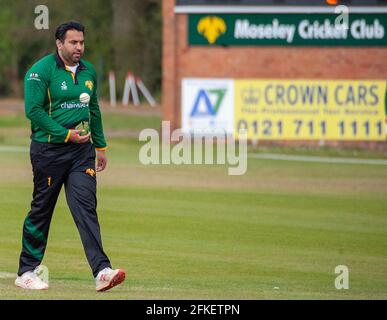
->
xmin=0 ymin=0 xmax=161 ymax=99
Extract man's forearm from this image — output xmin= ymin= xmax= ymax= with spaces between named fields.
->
xmin=89 ymin=108 xmax=107 ymax=149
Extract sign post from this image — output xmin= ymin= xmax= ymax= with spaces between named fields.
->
xmin=109 ymin=71 xmax=116 ymax=107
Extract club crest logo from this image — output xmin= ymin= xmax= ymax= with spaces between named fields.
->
xmin=197 ymin=16 xmax=227 ymax=44
xmin=86 ymin=168 xmax=96 ymax=177
xmin=85 ymin=80 xmax=93 ymax=91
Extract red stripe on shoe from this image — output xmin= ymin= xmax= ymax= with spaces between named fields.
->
xmin=96 ymin=269 xmax=126 ymax=292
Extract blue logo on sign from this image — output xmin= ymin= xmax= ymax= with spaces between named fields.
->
xmin=190 ymin=89 xmax=227 ymax=117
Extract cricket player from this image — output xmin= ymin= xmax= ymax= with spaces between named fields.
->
xmin=15 ymin=21 xmax=125 ymax=292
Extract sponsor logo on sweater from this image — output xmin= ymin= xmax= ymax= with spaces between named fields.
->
xmin=60 ymin=102 xmax=88 ymax=109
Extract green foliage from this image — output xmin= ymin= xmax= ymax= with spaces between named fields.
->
xmin=0 ymin=0 xmax=161 ymax=99
xmin=0 ymin=2 xmax=18 ymax=94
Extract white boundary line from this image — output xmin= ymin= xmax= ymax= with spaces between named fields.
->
xmin=174 ymin=6 xmax=387 ymax=14
xmin=0 ymin=272 xmax=16 ymax=279
xmin=1 ymin=145 xmax=386 ymax=166
xmin=0 ymin=146 xmax=29 ymax=153
xmin=249 ymin=153 xmax=387 ymax=165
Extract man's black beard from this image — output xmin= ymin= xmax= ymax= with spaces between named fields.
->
xmin=62 ymin=50 xmax=81 ymax=65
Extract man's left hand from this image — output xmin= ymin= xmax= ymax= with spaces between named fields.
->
xmin=96 ymin=150 xmax=107 ymax=172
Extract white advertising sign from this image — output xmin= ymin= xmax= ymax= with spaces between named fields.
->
xmin=182 ymin=78 xmax=234 ymax=135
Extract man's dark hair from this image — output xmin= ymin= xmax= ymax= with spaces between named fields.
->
xmin=55 ymin=21 xmax=85 ymax=42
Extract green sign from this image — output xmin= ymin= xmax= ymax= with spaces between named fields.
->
xmin=189 ymin=14 xmax=387 ymax=46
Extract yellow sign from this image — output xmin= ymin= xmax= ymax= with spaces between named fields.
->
xmin=235 ymin=80 xmax=386 ymax=141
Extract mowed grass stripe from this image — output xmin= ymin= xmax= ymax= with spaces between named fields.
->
xmin=0 ymin=184 xmax=386 ymax=299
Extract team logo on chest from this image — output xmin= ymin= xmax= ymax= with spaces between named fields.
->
xmin=61 ymin=81 xmax=68 ymax=91
xmin=85 ymin=80 xmax=93 ymax=91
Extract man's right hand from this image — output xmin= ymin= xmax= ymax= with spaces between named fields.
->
xmin=68 ymin=129 xmax=91 ymax=143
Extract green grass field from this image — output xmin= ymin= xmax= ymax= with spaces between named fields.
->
xmin=0 ymin=109 xmax=387 ymax=299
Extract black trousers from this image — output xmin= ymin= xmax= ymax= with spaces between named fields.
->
xmin=17 ymin=141 xmax=111 ymax=278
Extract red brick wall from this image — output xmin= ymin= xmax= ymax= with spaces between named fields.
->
xmin=162 ymin=0 xmax=178 ymax=129
xmin=163 ymin=0 xmax=387 ymax=133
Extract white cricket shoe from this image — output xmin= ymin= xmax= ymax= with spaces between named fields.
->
xmin=95 ymin=267 xmax=125 ymax=292
xmin=15 ymin=268 xmax=49 ymax=290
